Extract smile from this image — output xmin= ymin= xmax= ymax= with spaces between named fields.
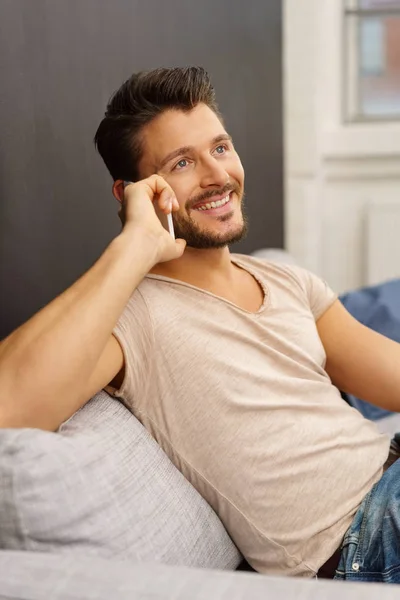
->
xmin=193 ymin=193 xmax=232 ymax=212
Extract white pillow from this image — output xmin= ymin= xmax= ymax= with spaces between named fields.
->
xmin=0 ymin=391 xmax=241 ymax=569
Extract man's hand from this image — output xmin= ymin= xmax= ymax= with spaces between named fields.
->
xmin=119 ymin=175 xmax=186 ymax=265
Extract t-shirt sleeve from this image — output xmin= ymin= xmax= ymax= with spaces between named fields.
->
xmin=109 ymin=289 xmax=154 ymax=407
xmin=286 ymin=265 xmax=338 ymax=321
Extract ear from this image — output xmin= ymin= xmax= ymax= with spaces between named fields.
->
xmin=112 ymin=180 xmax=125 ymax=204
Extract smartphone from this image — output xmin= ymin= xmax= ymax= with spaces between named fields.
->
xmin=123 ymin=181 xmax=175 ymax=239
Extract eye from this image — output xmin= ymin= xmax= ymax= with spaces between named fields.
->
xmin=214 ymin=144 xmax=227 ymax=155
xmin=173 ymin=158 xmax=189 ymax=171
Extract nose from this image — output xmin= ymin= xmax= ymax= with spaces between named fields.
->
xmin=198 ymin=156 xmax=229 ymax=189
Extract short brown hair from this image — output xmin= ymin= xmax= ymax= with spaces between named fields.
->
xmin=94 ymin=67 xmax=222 ymax=182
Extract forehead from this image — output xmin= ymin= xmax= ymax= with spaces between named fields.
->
xmin=139 ymin=103 xmax=227 ymax=174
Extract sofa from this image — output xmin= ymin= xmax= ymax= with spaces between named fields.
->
xmin=1 ymin=387 xmax=400 ymax=599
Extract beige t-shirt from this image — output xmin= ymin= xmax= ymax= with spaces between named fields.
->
xmin=112 ymin=254 xmax=390 ymax=577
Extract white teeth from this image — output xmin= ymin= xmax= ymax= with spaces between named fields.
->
xmin=195 ymin=193 xmax=231 ymax=211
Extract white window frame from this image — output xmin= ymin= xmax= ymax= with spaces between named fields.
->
xmin=344 ymin=0 xmax=400 ymax=123
xmin=318 ymin=0 xmax=400 ymax=159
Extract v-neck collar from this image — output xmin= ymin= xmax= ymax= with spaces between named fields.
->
xmin=145 ymin=255 xmax=269 ymax=315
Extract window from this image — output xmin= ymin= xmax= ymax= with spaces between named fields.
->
xmin=344 ymin=0 xmax=400 ymax=121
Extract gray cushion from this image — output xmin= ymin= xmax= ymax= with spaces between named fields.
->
xmin=0 ymin=391 xmax=240 ymax=569
xmin=0 ymin=550 xmax=396 ymax=600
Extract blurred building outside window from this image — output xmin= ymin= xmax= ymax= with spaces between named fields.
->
xmin=344 ymin=0 xmax=400 ymax=121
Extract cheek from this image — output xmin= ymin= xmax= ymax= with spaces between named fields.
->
xmin=167 ymin=181 xmax=194 ymax=211
xmin=230 ymin=156 xmax=244 ymax=184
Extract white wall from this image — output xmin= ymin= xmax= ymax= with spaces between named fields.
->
xmin=284 ymin=0 xmax=400 ymax=293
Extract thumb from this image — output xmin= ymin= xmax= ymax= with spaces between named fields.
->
xmin=175 ymin=238 xmax=187 ymax=256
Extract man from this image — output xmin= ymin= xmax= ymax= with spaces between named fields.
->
xmin=1 ymin=67 xmax=400 ymax=582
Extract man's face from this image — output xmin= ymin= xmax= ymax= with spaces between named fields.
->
xmin=138 ymin=103 xmax=247 ymax=249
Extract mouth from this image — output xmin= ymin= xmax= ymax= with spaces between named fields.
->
xmin=191 ymin=193 xmax=234 ymax=216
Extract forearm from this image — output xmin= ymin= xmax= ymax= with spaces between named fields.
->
xmin=0 ymin=230 xmax=155 ymax=427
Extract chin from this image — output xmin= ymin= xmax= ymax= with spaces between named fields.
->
xmin=173 ymin=202 xmax=248 ymax=249
xmin=185 ymin=222 xmax=248 ymax=250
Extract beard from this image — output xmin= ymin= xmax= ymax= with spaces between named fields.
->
xmin=172 ymin=183 xmax=248 ymax=249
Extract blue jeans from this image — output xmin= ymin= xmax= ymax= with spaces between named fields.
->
xmin=334 ymin=434 xmax=400 ymax=583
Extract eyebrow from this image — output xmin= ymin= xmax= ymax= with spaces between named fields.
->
xmin=157 ymin=134 xmax=233 ymax=170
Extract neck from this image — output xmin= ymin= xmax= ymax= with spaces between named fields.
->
xmin=150 ymin=246 xmax=237 ymax=285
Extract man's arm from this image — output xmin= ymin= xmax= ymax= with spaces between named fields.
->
xmin=0 ymin=176 xmax=185 ymax=431
xmin=317 ymin=299 xmax=400 ymax=412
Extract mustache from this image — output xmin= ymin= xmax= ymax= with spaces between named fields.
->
xmin=188 ymin=182 xmax=240 ymax=209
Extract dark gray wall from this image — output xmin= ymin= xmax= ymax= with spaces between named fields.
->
xmin=0 ymin=0 xmax=283 ymax=338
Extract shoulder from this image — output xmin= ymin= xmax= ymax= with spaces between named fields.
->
xmin=232 ymin=253 xmax=309 ymax=290
xmin=116 ymin=285 xmax=153 ymax=333
xmin=232 ymin=254 xmax=337 ymax=319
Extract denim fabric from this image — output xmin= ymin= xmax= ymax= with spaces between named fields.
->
xmin=334 ymin=434 xmax=400 ymax=583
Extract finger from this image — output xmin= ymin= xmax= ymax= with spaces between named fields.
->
xmin=157 ymin=188 xmax=175 ymax=213
xmin=143 ymin=175 xmax=175 ymax=202
xmin=122 ymin=181 xmax=134 ymax=199
xmin=174 ymin=239 xmax=187 ymax=255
